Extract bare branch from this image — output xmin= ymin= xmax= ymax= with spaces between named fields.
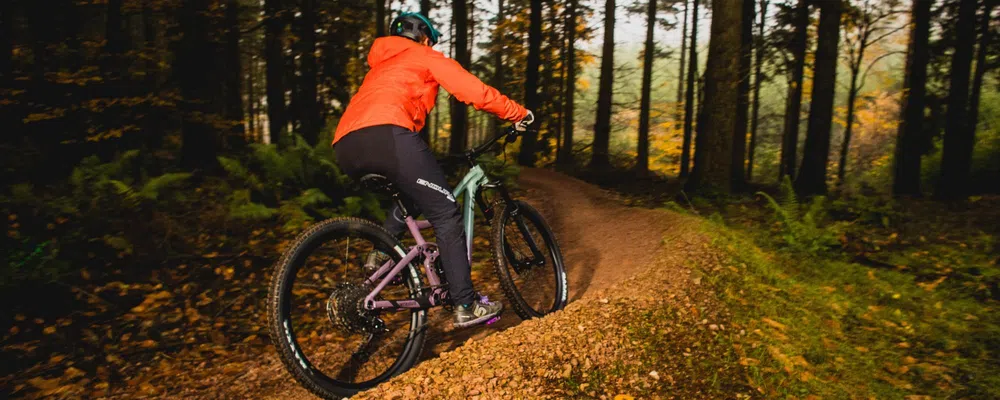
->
xmin=858 ymin=50 xmax=905 ymax=89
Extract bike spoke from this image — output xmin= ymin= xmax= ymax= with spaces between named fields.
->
xmin=280 ymin=230 xmax=423 ymax=387
xmin=498 ymin=202 xmax=564 ymax=317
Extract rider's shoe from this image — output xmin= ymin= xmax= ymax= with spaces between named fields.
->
xmin=453 ymin=295 xmax=503 ymax=328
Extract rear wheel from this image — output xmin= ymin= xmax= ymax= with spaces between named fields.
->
xmin=491 ymin=200 xmax=568 ymax=319
xmin=267 ymin=218 xmax=426 ymax=399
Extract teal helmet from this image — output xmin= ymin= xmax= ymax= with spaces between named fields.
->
xmin=390 ymin=12 xmax=442 ymax=46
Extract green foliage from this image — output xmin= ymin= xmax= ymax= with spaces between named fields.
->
xmin=757 ymin=177 xmax=843 ymax=254
xmin=661 ymin=201 xmax=690 ymax=215
xmin=829 ymin=195 xmax=898 ymax=228
xmin=137 ymin=173 xmax=193 ymax=200
xmin=217 ymin=135 xmax=382 ymax=228
xmin=336 ymin=194 xmax=384 ymax=221
xmin=2 ymin=239 xmax=60 ymax=287
xmin=227 ymin=189 xmax=278 ymax=221
xmin=2 ymin=153 xmax=196 ymax=287
xmin=218 ymin=156 xmax=263 ymax=191
xmin=704 ymin=220 xmax=1000 ymax=399
xmin=108 ymin=172 xmax=192 ymax=204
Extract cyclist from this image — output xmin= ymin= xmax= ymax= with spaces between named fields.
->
xmin=332 ymin=12 xmax=534 ymax=328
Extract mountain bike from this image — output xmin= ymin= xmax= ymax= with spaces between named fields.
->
xmin=267 ymin=125 xmax=568 ymax=398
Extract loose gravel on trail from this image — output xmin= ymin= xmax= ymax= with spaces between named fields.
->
xmin=141 ymin=168 xmax=750 ymax=399
xmin=349 ymin=169 xmax=751 ymax=399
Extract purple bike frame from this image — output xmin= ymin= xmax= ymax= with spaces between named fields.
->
xmin=362 ymin=217 xmax=448 ymax=311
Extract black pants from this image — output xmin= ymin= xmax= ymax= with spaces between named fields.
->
xmin=334 ymin=125 xmax=475 ymax=305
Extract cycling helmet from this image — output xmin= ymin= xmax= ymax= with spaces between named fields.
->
xmin=390 ymin=12 xmax=442 ymax=46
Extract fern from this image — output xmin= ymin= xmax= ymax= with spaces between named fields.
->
xmin=291 ymin=188 xmax=332 ymax=207
xmin=138 ymin=173 xmax=191 ymax=200
xmin=227 ymin=189 xmax=277 ymax=221
xmin=278 ymin=202 xmax=312 ymax=232
xmin=251 ymin=143 xmax=296 ymax=185
xmin=218 ymin=156 xmax=263 ymax=190
xmin=757 ymin=179 xmax=841 ymax=254
xmin=777 ymin=176 xmax=799 ymax=221
xmin=230 ymin=202 xmax=278 ymax=220
xmin=9 ymin=184 xmax=35 ymax=203
xmin=106 ymin=180 xmax=139 ymax=203
xmin=103 ymin=173 xmax=190 ymax=204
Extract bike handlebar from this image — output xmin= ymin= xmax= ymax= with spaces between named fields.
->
xmin=465 ymin=125 xmax=536 ymax=162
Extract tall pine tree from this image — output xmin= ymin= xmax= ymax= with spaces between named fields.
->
xmin=936 ymin=0 xmax=978 ymax=198
xmin=795 ymin=0 xmax=842 ymax=196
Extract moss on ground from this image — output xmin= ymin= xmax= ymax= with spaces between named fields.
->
xmin=700 ymin=219 xmax=1000 ymax=399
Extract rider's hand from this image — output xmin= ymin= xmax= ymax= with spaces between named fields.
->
xmin=514 ymin=110 xmax=535 ymax=132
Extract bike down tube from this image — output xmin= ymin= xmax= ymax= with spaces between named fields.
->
xmin=405 ymin=217 xmax=443 ymax=287
xmin=363 ymin=245 xmax=422 ymax=309
xmin=364 ymin=216 xmax=447 ymax=312
xmin=452 ymin=165 xmax=489 ymax=264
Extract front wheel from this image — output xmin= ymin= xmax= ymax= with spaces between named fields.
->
xmin=491 ymin=200 xmax=568 ymax=319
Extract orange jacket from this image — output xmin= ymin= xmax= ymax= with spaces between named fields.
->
xmin=333 ymin=36 xmax=528 ymax=144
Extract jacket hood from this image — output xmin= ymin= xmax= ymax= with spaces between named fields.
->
xmin=368 ymin=36 xmax=423 ymax=68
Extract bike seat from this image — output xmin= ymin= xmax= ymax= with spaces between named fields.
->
xmin=360 ymin=174 xmax=399 ymax=196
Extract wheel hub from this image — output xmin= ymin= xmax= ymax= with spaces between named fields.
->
xmin=326 ymin=283 xmax=386 ymax=334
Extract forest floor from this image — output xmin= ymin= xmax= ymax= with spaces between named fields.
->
xmin=11 ymin=167 xmax=995 ymax=399
xmin=108 ymin=168 xmax=750 ymax=399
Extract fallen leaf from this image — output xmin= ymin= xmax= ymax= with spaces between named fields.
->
xmin=761 ymin=318 xmax=786 ymax=331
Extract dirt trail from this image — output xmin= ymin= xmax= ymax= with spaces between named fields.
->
xmin=159 ymin=168 xmax=704 ymax=399
xmin=518 ymin=168 xmax=677 ymax=300
xmin=349 ymin=170 xmax=738 ymax=399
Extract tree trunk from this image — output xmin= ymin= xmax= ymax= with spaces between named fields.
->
xmin=838 ymin=67 xmax=860 ymax=185
xmin=489 ymin=0 xmax=505 ymax=136
xmin=680 ymin=0 xmax=699 ymax=178
xmin=376 ymin=0 xmax=386 ymax=37
xmin=469 ymin=0 xmax=475 ymax=57
xmin=248 ymin=55 xmax=257 ymax=141
xmin=299 ymin=0 xmax=320 ymax=145
xmin=448 ymin=0 xmax=469 ymax=153
xmin=0 ymin=0 xmax=11 ymax=83
xmin=141 ymin=1 xmax=155 ymax=46
xmin=590 ymin=0 xmax=616 ymax=170
xmin=779 ymin=0 xmax=808 ymax=180
xmin=685 ymin=0 xmax=742 ymax=193
xmin=178 ymin=0 xmax=219 ymax=169
xmin=0 ymin=0 xmax=14 ymax=145
xmin=225 ymin=0 xmax=246 ymax=149
xmin=966 ymin=1 xmax=993 ymax=160
xmin=732 ymin=0 xmax=753 ymax=190
xmin=518 ymin=0 xmax=543 ymax=165
xmin=549 ymin=0 xmax=564 ymax=157
xmin=285 ymin=40 xmax=298 ymax=135
xmin=421 ymin=0 xmax=432 ymax=17
xmin=795 ymin=0 xmax=842 ymax=196
xmin=675 ymin=0 xmax=688 ymax=132
xmin=560 ymin=0 xmax=578 ymax=166
xmin=936 ymin=0 xmax=978 ymax=199
xmin=265 ymin=0 xmax=287 ymax=146
xmin=747 ymin=0 xmax=767 ymax=181
xmin=105 ymin=0 xmax=126 ymax=74
xmin=893 ymin=0 xmax=932 ymax=196
xmin=419 ymin=0 xmax=433 ymax=143
xmin=636 ymin=0 xmax=657 ymax=175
